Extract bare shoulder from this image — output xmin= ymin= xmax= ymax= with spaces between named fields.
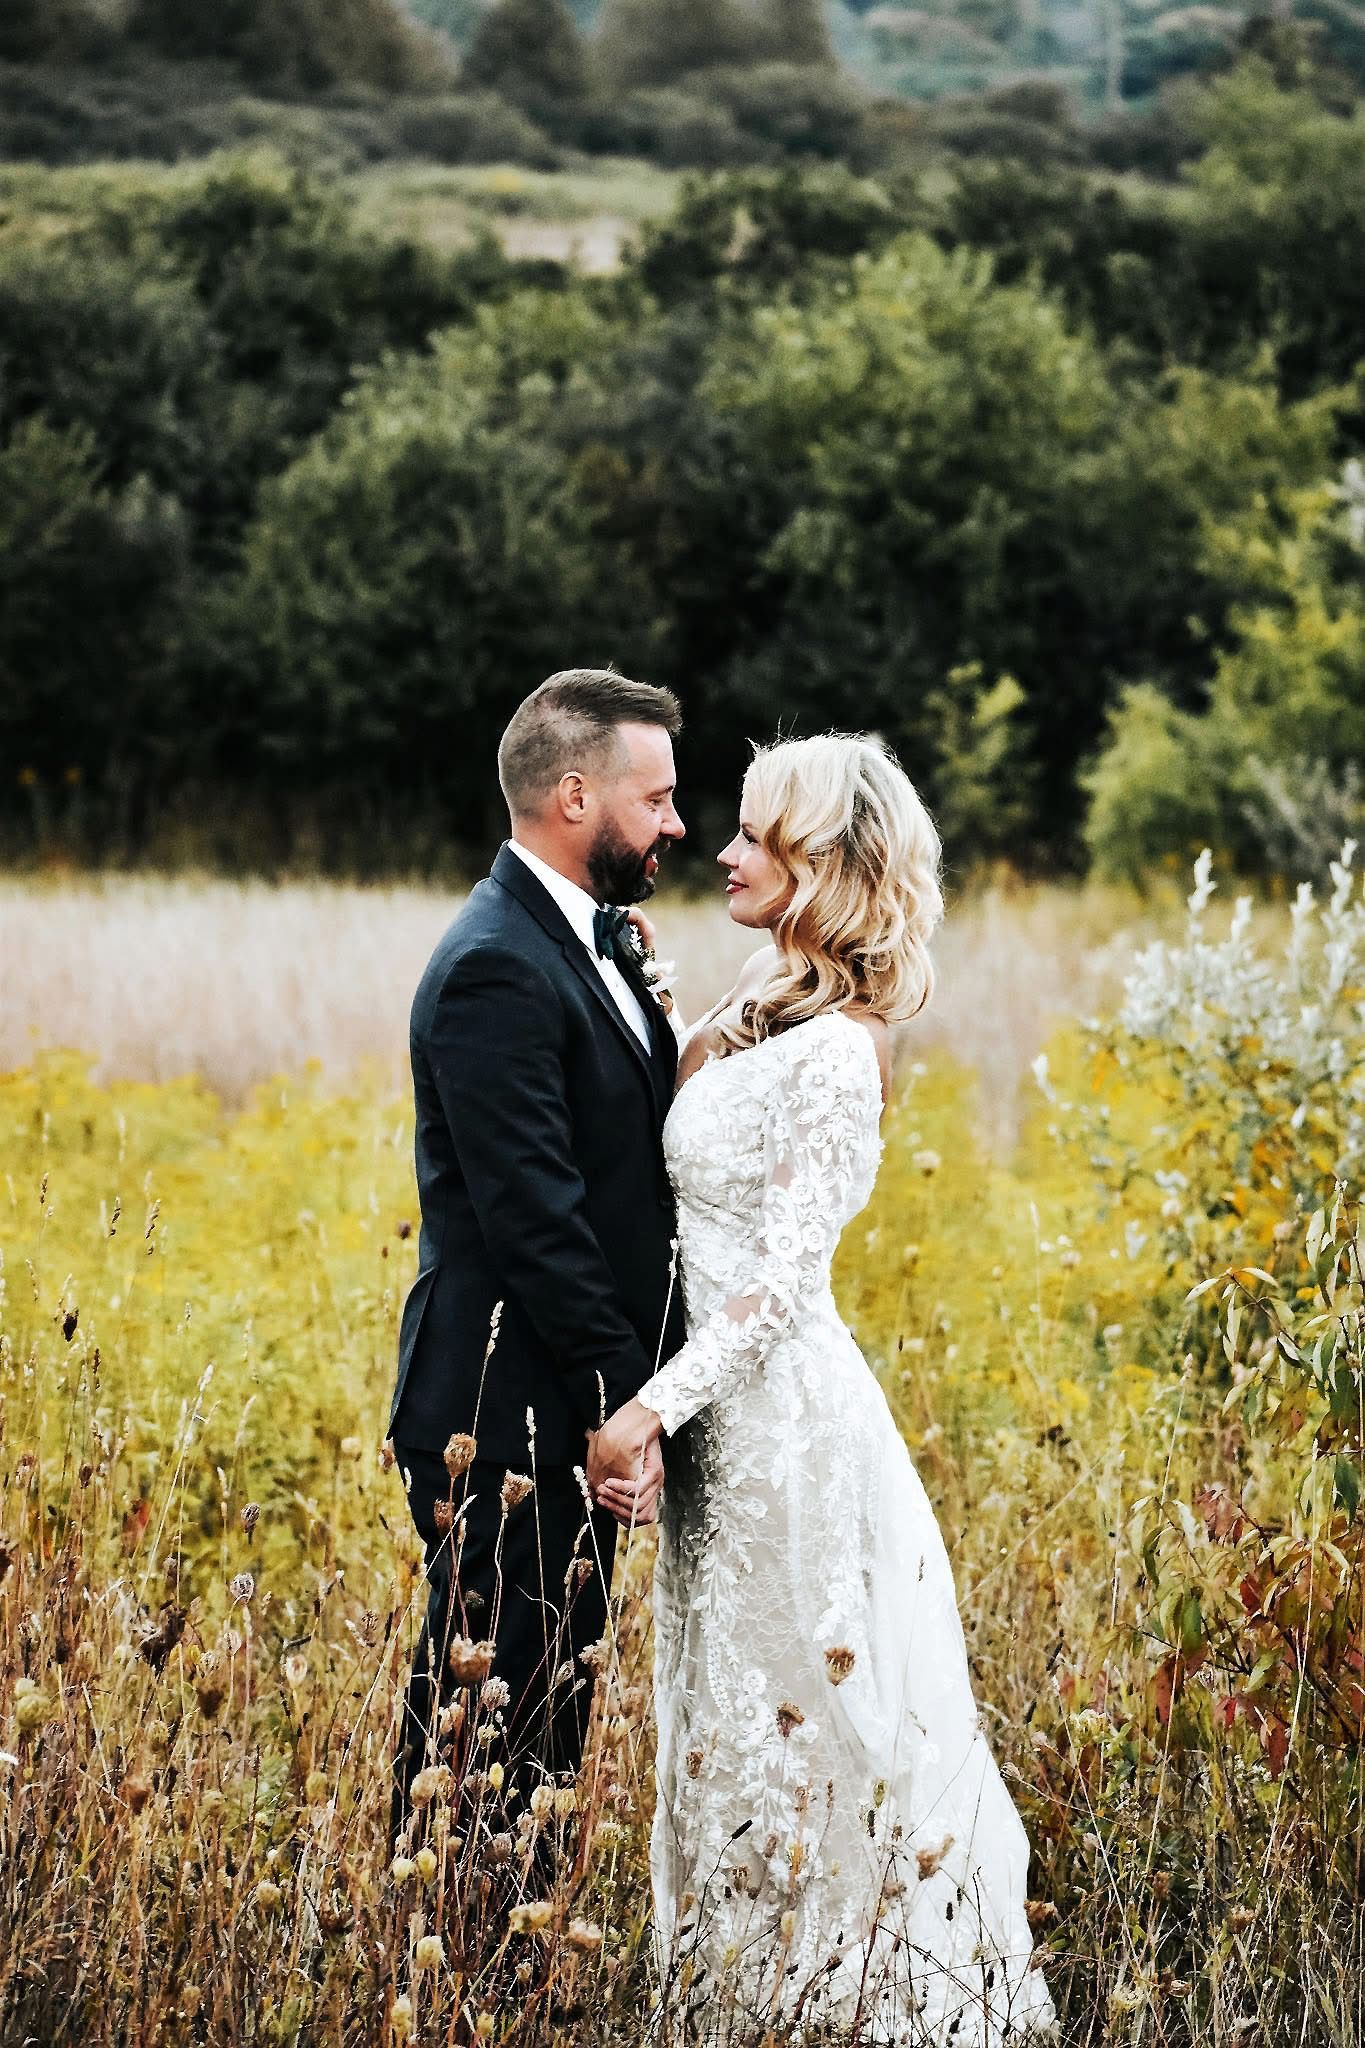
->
xmin=734 ymin=944 xmax=778 ymax=998
xmin=842 ymin=1009 xmax=893 ymax=1109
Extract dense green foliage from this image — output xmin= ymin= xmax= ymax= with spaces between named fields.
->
xmin=1 ymin=61 xmax=1362 ymax=876
xmin=9 ymin=0 xmax=1363 ymax=179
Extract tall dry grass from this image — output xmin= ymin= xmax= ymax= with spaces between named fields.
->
xmin=0 ymin=873 xmax=1164 ymax=1144
xmin=2 ymin=1043 xmax=1358 ymax=2046
xmin=4 ymin=867 xmax=1352 ymax=2046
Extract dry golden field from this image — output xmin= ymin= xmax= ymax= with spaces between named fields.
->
xmin=2 ymin=866 xmax=1361 ymax=2047
xmin=0 ymin=873 xmax=1164 ymax=1143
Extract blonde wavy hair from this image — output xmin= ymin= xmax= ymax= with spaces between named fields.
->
xmin=717 ymin=733 xmax=943 ymax=1054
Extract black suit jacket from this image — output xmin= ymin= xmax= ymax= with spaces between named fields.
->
xmin=389 ymin=843 xmax=686 ymax=1468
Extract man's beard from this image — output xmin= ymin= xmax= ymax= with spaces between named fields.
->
xmin=587 ymin=821 xmax=664 ymax=905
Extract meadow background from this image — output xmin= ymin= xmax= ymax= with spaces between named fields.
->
xmin=3 ymin=0 xmax=1365 ymax=2041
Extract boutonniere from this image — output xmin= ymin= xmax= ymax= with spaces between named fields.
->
xmin=623 ymin=919 xmax=677 ymax=1016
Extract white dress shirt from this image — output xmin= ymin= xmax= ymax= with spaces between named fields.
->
xmin=508 ymin=840 xmax=653 ymax=1050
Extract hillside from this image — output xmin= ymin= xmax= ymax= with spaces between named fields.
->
xmin=2 ymin=0 xmax=1362 ymax=173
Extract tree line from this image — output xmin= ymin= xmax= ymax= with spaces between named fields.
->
xmin=2 ymin=60 xmax=1362 ymax=880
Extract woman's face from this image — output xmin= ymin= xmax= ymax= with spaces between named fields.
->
xmin=718 ymin=790 xmax=792 ymax=930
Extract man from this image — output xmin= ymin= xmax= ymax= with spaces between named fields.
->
xmin=389 ymin=668 xmax=686 ymax=1843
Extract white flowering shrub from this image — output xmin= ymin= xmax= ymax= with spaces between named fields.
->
xmin=1120 ymin=843 xmax=1365 ymax=1179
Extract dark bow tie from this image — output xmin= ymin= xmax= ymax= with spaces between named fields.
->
xmin=592 ymin=904 xmax=632 ymax=965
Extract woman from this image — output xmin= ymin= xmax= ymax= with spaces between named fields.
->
xmin=595 ymin=735 xmax=1056 ymax=2045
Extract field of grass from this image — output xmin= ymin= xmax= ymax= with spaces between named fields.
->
xmin=348 ymin=159 xmax=682 ymax=267
xmin=0 ymin=872 xmax=1168 ymax=1142
xmin=2 ymin=870 xmax=1362 ymax=2044
xmin=0 ymin=153 xmax=684 ymax=272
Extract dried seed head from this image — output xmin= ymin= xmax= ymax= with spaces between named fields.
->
xmin=415 ymin=1846 xmax=438 ymax=1883
xmin=282 ymin=1653 xmax=309 ymax=1689
xmin=552 ymin=1786 xmax=576 ymax=1819
xmin=413 ymin=1934 xmax=444 ymax=1970
xmin=448 ymin=1636 xmax=495 ymax=1685
xmin=433 ymin=1498 xmax=454 ymax=1534
xmin=776 ymin=1701 xmax=805 ymax=1739
xmin=566 ymin=1917 xmax=602 ymax=1951
xmin=507 ymin=1900 xmax=554 ymax=1935
xmin=486 ymin=1831 xmax=514 ymax=1864
xmin=195 ymin=1656 xmax=227 ymax=1720
xmin=443 ymin=1433 xmax=477 ymax=1480
xmin=480 ymin=1676 xmax=511 ymax=1712
xmin=529 ymin=1785 xmax=555 ymax=1822
xmin=685 ymin=1747 xmax=704 ymax=1779
xmin=122 ymin=1769 xmax=154 ymax=1814
xmin=390 ymin=1856 xmax=416 ymax=1884
xmin=500 ymin=1472 xmax=532 ymax=1512
xmin=823 ymin=1646 xmax=855 ymax=1686
xmin=409 ymin=1765 xmax=451 ymax=1807
xmin=229 ymin=1573 xmax=255 ymax=1607
xmin=915 ymin=1833 xmax=955 ymax=1881
xmin=240 ymin=1503 xmax=261 ymax=1540
xmin=390 ymin=1994 xmax=414 ymax=2040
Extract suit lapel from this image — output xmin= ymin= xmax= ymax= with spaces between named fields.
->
xmin=490 ymin=844 xmax=671 ymax=1119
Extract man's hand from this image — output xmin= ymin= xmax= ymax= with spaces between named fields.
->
xmin=588 ymin=1396 xmax=664 ymax=1527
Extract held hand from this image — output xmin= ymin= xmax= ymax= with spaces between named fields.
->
xmin=587 ymin=1396 xmax=663 ymax=1520
xmin=596 ymin=1436 xmax=664 ymax=1527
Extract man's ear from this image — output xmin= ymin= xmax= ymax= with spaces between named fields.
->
xmin=555 ymin=770 xmax=588 ymax=823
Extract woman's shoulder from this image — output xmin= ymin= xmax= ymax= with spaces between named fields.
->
xmin=733 ymin=944 xmax=778 ymax=999
xmin=787 ymin=1006 xmax=892 ymax=1108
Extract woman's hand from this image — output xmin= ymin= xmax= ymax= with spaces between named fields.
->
xmin=587 ymin=1397 xmax=664 ymax=1526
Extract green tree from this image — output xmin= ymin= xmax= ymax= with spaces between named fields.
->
xmin=594 ymin=0 xmax=754 ymax=86
xmin=678 ymin=239 xmax=1339 ymax=858
xmin=0 ymin=0 xmax=96 ymax=60
xmin=462 ymin=0 xmax=589 ymax=103
xmin=213 ymin=292 xmax=660 ymax=834
xmin=1086 ymin=472 xmax=1365 ymax=879
xmin=0 ymin=418 xmax=185 ymax=803
xmin=755 ymin=0 xmax=831 ymax=65
xmin=126 ymin=0 xmax=444 ymax=91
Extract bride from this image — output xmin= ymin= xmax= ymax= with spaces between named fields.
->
xmin=591 ymin=733 xmax=1057 ymax=2045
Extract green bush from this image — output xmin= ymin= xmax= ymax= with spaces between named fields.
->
xmin=460 ymin=0 xmax=587 ymax=110
xmin=391 ymin=91 xmax=560 ymax=165
xmin=634 ymin=162 xmax=899 ymax=299
xmin=0 ymin=417 xmax=186 ymax=793
xmin=125 ymin=0 xmax=449 ymax=94
xmin=1086 ymin=474 xmax=1365 ymax=879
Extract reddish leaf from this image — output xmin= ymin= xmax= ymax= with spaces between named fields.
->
xmin=1261 ymin=1716 xmax=1290 ymax=1778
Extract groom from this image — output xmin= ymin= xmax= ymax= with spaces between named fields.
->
xmin=389 ymin=668 xmax=686 ymax=1841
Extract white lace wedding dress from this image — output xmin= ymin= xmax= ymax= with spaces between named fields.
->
xmin=635 ymin=1011 xmax=1057 ymax=2045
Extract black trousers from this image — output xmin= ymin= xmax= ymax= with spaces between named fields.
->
xmin=391 ymin=1445 xmax=619 ymax=1846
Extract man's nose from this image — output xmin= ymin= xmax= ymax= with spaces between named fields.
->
xmin=662 ymin=804 xmax=685 ymax=841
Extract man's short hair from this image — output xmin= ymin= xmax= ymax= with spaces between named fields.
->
xmin=497 ymin=669 xmax=682 ymax=821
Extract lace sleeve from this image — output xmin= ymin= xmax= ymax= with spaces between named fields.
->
xmin=636 ymin=1017 xmax=882 ymax=1436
